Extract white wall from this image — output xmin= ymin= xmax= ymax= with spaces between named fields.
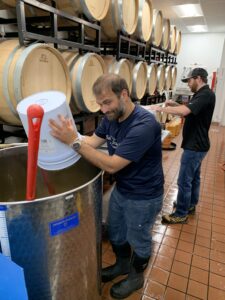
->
xmin=175 ymin=33 xmax=225 ymax=122
xmin=214 ymin=39 xmax=225 ymax=125
xmin=213 ymin=66 xmax=225 ymax=124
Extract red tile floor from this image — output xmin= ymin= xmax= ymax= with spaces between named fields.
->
xmin=101 ymin=124 xmax=225 ymax=300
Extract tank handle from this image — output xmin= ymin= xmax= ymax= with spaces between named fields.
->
xmin=26 ymin=104 xmax=44 ymax=200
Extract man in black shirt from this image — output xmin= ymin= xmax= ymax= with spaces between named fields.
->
xmin=151 ymin=68 xmax=216 ymax=224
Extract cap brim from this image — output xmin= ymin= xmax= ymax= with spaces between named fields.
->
xmin=181 ymin=77 xmax=191 ymax=83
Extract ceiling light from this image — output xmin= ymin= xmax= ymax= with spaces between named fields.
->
xmin=187 ymin=25 xmax=208 ymax=32
xmin=173 ymin=4 xmax=203 ymax=18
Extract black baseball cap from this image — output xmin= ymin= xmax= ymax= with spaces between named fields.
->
xmin=181 ymin=68 xmax=208 ymax=83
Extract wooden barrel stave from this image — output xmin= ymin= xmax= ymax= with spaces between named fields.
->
xmin=164 ymin=66 xmax=172 ymax=91
xmin=156 ymin=64 xmax=165 ymax=94
xmin=146 ymin=63 xmax=157 ymax=96
xmin=171 ymin=66 xmax=177 ymax=90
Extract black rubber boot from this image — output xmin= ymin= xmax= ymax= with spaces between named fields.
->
xmin=102 ymin=242 xmax=131 ymax=283
xmin=110 ymin=253 xmax=149 ymax=299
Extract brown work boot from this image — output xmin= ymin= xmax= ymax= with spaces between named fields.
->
xmin=162 ymin=213 xmax=188 ymax=224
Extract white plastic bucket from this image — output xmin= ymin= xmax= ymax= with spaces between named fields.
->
xmin=17 ymin=91 xmax=80 ymax=170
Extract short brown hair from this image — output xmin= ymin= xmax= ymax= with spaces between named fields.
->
xmin=93 ymin=74 xmax=130 ymax=98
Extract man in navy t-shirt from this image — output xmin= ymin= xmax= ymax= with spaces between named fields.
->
xmin=49 ymin=74 xmax=164 ymax=299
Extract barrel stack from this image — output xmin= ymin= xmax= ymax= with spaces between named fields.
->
xmin=0 ymin=0 xmax=182 ymax=125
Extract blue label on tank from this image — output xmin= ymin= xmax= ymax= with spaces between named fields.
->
xmin=49 ymin=212 xmax=79 ymax=237
xmin=0 ymin=205 xmax=7 ymax=211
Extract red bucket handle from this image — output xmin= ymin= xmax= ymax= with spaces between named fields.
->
xmin=26 ymin=104 xmax=44 ymax=201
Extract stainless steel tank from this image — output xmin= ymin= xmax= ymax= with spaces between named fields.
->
xmin=0 ymin=145 xmax=103 ymax=300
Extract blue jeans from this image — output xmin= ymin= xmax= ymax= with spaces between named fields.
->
xmin=107 ymin=186 xmax=163 ymax=258
xmin=175 ymin=149 xmax=207 ymax=217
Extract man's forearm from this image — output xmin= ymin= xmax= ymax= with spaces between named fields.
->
xmin=169 ymin=101 xmax=180 ymax=107
xmin=155 ymin=104 xmax=191 ymax=117
xmin=160 ymin=106 xmax=184 ymax=116
xmin=77 ymin=141 xmax=115 ymax=173
xmin=82 ymin=134 xmax=105 ymax=148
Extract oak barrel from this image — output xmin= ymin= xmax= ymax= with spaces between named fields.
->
xmin=101 ymin=0 xmax=138 ymax=40
xmin=131 ymin=61 xmax=148 ymax=100
xmin=175 ymin=30 xmax=182 ymax=54
xmin=169 ymin=25 xmax=177 ymax=53
xmin=103 ymin=56 xmax=132 ymax=93
xmin=2 ymin=0 xmax=110 ymax=21
xmin=150 ymin=9 xmax=163 ymax=47
xmin=160 ymin=18 xmax=170 ymax=50
xmin=56 ymin=0 xmax=110 ymax=21
xmin=63 ymin=51 xmax=105 ymax=113
xmin=0 ymin=39 xmax=71 ymax=125
xmin=133 ymin=0 xmax=153 ymax=42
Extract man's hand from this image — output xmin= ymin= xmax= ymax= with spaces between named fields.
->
xmin=48 ymin=115 xmax=77 ymax=145
xmin=148 ymin=105 xmax=162 ymax=112
xmin=165 ymin=99 xmax=179 ymax=107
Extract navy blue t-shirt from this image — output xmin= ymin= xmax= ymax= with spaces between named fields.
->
xmin=95 ymin=105 xmax=164 ymax=200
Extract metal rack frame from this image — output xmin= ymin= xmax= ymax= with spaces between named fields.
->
xmin=116 ymin=33 xmax=146 ymax=61
xmin=16 ymin=0 xmax=101 ymax=53
xmin=0 ymin=124 xmax=27 ymax=144
xmin=145 ymin=46 xmax=166 ymax=65
xmin=140 ymin=93 xmax=166 ymax=106
xmin=74 ymin=112 xmax=101 ymax=135
xmin=0 ymin=16 xmax=17 ymax=25
xmin=0 ymin=111 xmax=101 ymax=143
xmin=166 ymin=52 xmax=177 ymax=66
xmin=101 ymin=32 xmax=146 ymax=61
xmin=145 ymin=45 xmax=178 ymax=66
xmin=0 ymin=9 xmax=18 ymax=38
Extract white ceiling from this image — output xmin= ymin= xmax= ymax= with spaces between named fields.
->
xmin=151 ymin=0 xmax=225 ymax=34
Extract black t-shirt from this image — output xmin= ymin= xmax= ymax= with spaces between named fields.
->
xmin=182 ymin=85 xmax=215 ymax=151
xmin=95 ymin=105 xmax=164 ymax=199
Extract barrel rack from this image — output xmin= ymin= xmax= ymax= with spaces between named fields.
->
xmin=167 ymin=52 xmax=177 ymax=66
xmin=140 ymin=93 xmax=166 ymax=106
xmin=146 ymin=46 xmax=166 ymax=64
xmin=141 ymin=46 xmax=177 ymax=106
xmin=16 ymin=0 xmax=101 ymax=53
xmin=145 ymin=46 xmax=177 ymax=66
xmin=101 ymin=33 xmax=146 ymax=62
xmin=0 ymin=124 xmax=27 ymax=144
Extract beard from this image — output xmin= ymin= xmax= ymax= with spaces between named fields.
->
xmin=105 ymin=101 xmax=126 ymax=121
xmin=190 ymin=82 xmax=198 ymax=93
